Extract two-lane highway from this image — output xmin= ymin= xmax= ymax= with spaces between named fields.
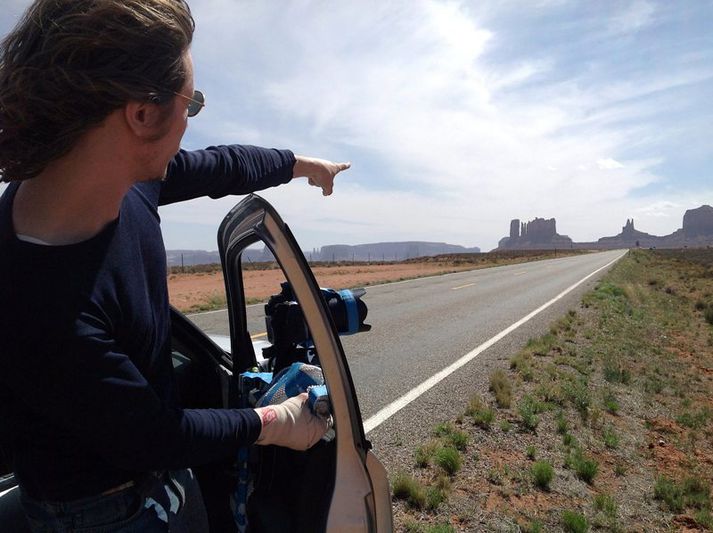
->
xmin=188 ymin=250 xmax=625 ymax=438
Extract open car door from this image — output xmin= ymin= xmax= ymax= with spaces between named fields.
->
xmin=218 ymin=194 xmax=392 ymax=533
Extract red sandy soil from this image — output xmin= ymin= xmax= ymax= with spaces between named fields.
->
xmin=167 ymin=263 xmax=475 ymax=312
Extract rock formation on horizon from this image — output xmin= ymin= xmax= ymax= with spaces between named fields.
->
xmin=498 ymin=217 xmax=573 ymax=250
xmin=596 ymin=219 xmax=658 ymax=248
xmin=495 ymin=204 xmax=713 ymax=251
xmin=683 ymin=205 xmax=713 ymax=239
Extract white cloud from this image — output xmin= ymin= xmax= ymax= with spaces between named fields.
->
xmin=597 ymin=158 xmax=624 ymax=170
xmin=608 ymin=0 xmax=656 ymax=35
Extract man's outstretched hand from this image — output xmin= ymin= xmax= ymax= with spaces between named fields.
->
xmin=293 ymin=155 xmax=351 ymax=196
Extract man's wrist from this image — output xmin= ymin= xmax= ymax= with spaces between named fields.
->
xmin=292 ymin=155 xmax=311 ymax=179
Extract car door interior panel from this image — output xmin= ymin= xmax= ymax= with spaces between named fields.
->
xmin=217 ymin=194 xmax=391 ymax=532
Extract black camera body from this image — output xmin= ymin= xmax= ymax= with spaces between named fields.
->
xmin=262 ymin=282 xmax=370 ymax=371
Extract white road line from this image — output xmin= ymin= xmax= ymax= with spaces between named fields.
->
xmin=363 ymin=251 xmax=626 ymax=434
xmin=451 ymin=283 xmax=476 ymax=290
xmin=513 ymin=271 xmax=527 ymax=276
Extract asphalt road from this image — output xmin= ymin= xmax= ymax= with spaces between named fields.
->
xmin=188 ymin=250 xmax=626 ymax=457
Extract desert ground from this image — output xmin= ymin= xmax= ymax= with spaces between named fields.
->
xmin=168 ymin=262 xmax=475 ymax=312
xmin=167 ymin=251 xmax=584 ymax=313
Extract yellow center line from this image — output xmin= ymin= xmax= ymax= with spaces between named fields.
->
xmin=451 ymin=282 xmax=476 ymax=290
xmin=513 ymin=271 xmax=527 ymax=276
xmin=250 ymin=332 xmax=267 ymax=340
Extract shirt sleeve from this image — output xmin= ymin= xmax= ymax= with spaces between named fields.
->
xmin=1 ymin=309 xmax=262 ymax=472
xmin=159 ymin=145 xmax=296 ymax=206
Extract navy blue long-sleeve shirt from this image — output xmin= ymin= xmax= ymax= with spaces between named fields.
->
xmin=0 ymin=145 xmax=295 ymax=501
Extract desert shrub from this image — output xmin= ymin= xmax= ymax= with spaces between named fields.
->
xmin=425 ymin=486 xmax=447 ymax=511
xmin=487 ymin=468 xmax=503 ymax=485
xmin=518 ymin=395 xmax=541 ymax=431
xmin=682 ymin=477 xmax=711 ymax=510
xmin=643 ymin=375 xmax=665 ymax=394
xmin=415 ymin=442 xmax=438 ymax=468
xmin=435 ymin=447 xmax=462 ymax=476
xmin=594 ymin=493 xmax=618 ymax=516
xmin=564 ymin=378 xmax=591 ymax=417
xmin=603 ymin=391 xmax=620 ymax=415
xmin=603 ymin=426 xmax=620 ymax=449
xmin=562 ymin=510 xmax=589 ymax=533
xmin=603 ymin=359 xmax=632 ymax=385
xmin=695 ymin=509 xmax=713 ymax=529
xmin=489 ymin=370 xmax=513 ymax=408
xmin=467 ymin=396 xmax=495 ymax=430
xmin=562 ymin=433 xmax=577 ymax=447
xmin=654 ymin=475 xmax=684 ymax=512
xmin=433 ymin=422 xmax=454 ymax=437
xmin=402 ymin=520 xmax=424 ymax=533
xmin=677 ymin=408 xmax=711 ymax=429
xmin=523 ymin=520 xmax=544 ymax=533
xmin=576 ymin=457 xmax=599 ymax=484
xmin=705 ymin=304 xmax=713 ymax=325
xmin=434 ymin=474 xmax=451 ymax=492
xmin=551 ymin=313 xmax=576 ymax=336
xmin=447 ymin=429 xmax=468 ymax=451
xmin=596 ymin=282 xmax=627 ymax=299
xmin=392 ymin=472 xmax=427 ymax=509
xmin=537 ymin=382 xmax=565 ymax=406
xmin=511 ymin=351 xmax=530 ymax=370
xmin=511 ymin=352 xmax=534 ymax=381
xmin=432 ymin=422 xmax=469 ymax=450
xmin=526 ymin=333 xmax=559 ymax=355
xmin=556 ymin=411 xmax=569 ymax=434
xmin=473 ymin=408 xmax=495 ymax=429
xmin=567 ymin=448 xmax=599 ymax=484
xmin=531 ymin=461 xmax=554 ymax=490
xmin=526 ymin=445 xmax=537 ymax=460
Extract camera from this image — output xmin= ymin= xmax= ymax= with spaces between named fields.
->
xmin=262 ymin=282 xmax=370 ymax=371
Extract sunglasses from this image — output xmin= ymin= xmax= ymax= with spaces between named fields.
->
xmin=174 ymin=89 xmax=206 ymax=117
xmin=150 ymin=89 xmax=206 ymax=117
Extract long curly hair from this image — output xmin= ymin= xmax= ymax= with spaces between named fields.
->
xmin=0 ymin=0 xmax=195 ymax=182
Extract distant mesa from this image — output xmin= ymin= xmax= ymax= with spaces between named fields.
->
xmin=167 ymin=241 xmax=481 ymax=267
xmin=496 ymin=205 xmax=713 ymax=251
xmin=683 ymin=204 xmax=713 ymax=239
xmin=166 ymin=249 xmax=221 ymax=267
xmin=316 ymin=242 xmax=480 ymax=262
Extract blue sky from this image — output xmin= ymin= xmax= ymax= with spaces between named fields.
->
xmin=2 ymin=0 xmax=712 ymax=251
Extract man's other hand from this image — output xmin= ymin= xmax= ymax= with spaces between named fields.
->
xmin=254 ymin=393 xmax=329 ymax=450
